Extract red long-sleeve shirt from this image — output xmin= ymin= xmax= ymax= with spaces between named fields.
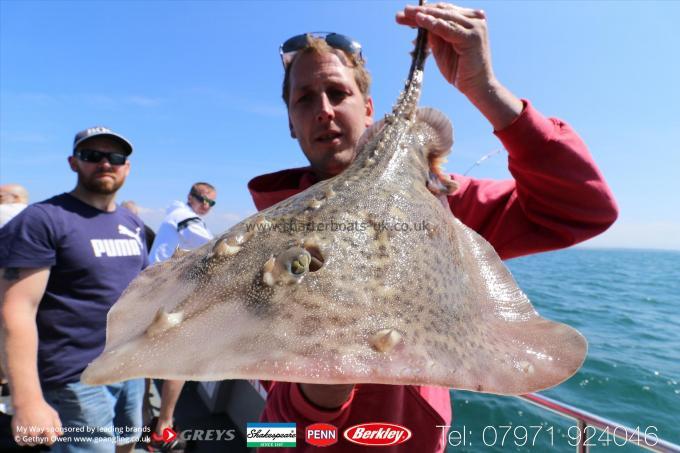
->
xmin=247 ymin=100 xmax=618 ymax=452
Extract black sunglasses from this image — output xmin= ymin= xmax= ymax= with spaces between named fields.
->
xmin=74 ymin=149 xmax=127 ymax=165
xmin=191 ymin=191 xmax=216 ymax=207
xmin=279 ymin=32 xmax=363 ymax=68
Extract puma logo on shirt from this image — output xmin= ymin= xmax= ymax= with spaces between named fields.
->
xmin=90 ymin=224 xmax=144 ymax=257
xmin=118 ymin=224 xmax=143 ymax=247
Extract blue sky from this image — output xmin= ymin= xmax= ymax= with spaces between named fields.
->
xmin=1 ymin=1 xmax=679 ymax=250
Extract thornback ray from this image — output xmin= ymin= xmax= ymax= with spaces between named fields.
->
xmin=82 ymin=16 xmax=586 ymax=395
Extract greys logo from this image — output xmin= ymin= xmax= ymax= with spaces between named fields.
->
xmin=178 ymin=429 xmax=236 ymax=442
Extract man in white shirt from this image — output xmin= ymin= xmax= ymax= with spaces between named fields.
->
xmin=148 ymin=182 xmax=217 ymax=263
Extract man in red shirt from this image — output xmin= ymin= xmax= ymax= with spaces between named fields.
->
xmin=247 ymin=3 xmax=617 ymax=452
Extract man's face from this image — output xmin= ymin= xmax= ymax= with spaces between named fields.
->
xmin=287 ymin=51 xmax=374 ymax=179
xmin=188 ymin=185 xmax=217 ymax=216
xmin=68 ymin=137 xmax=131 ymax=195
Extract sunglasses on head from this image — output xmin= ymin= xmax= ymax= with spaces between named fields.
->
xmin=74 ymin=149 xmax=128 ymax=165
xmin=279 ymin=32 xmax=363 ymax=69
xmin=191 ymin=191 xmax=216 ymax=207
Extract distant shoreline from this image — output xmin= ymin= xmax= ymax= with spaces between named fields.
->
xmin=573 ymin=246 xmax=680 ymax=253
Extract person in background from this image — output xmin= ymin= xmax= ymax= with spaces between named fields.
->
xmin=0 ymin=126 xmax=148 ymax=453
xmin=148 ymin=183 xmax=216 ymax=263
xmin=118 ymin=199 xmax=157 ymax=431
xmin=246 ymin=3 xmax=618 ymax=452
xmin=120 ymin=200 xmax=156 ymax=251
xmin=146 ymin=182 xmax=217 ymax=452
xmin=0 ymin=184 xmax=28 ymax=393
xmin=0 ymin=184 xmax=29 ymax=228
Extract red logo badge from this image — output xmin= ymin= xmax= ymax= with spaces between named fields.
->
xmin=343 ymin=423 xmax=412 ymax=447
xmin=305 ymin=423 xmax=338 ymax=447
xmin=151 ymin=427 xmax=177 ymax=443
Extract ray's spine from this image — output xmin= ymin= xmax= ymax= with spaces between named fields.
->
xmin=393 ymin=0 xmax=429 ymax=120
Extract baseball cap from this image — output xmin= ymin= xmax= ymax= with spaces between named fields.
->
xmin=73 ymin=126 xmax=133 ymax=155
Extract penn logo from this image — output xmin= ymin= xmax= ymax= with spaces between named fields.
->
xmin=343 ymin=423 xmax=412 ymax=447
xmin=305 ymin=423 xmax=338 ymax=447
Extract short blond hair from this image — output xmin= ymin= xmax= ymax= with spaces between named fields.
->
xmin=282 ymin=36 xmax=371 ymax=106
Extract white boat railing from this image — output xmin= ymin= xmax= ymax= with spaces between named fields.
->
xmin=518 ymin=393 xmax=680 ymax=453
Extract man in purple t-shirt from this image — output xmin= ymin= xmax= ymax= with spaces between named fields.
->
xmin=0 ymin=126 xmax=148 ymax=453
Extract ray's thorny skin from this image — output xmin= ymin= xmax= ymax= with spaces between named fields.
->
xmin=81 ymin=18 xmax=586 ymax=395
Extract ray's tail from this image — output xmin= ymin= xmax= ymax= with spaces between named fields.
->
xmin=393 ymin=0 xmax=429 ymax=120
xmin=408 ymin=0 xmax=429 ymax=80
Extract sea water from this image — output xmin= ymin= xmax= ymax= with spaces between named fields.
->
xmin=448 ymin=248 xmax=680 ymax=452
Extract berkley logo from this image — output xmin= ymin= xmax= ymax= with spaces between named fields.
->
xmin=343 ymin=423 xmax=412 ymax=446
xmin=305 ymin=423 xmax=338 ymax=447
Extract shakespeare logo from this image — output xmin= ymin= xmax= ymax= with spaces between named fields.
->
xmin=247 ymin=423 xmax=296 ymax=448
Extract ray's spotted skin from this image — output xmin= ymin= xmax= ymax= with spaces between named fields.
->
xmin=82 ymin=20 xmax=586 ymax=395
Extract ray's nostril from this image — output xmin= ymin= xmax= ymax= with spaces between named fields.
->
xmin=304 ymin=244 xmax=325 ymax=272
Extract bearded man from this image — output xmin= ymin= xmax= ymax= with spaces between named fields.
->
xmin=0 ymin=126 xmax=148 ymax=453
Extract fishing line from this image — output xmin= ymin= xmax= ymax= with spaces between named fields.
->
xmin=463 ymin=148 xmax=504 ymax=176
